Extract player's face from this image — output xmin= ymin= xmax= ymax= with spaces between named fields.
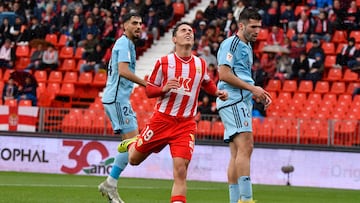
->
xmin=124 ymin=16 xmax=142 ymax=40
xmin=241 ymin=19 xmax=262 ymax=43
xmin=173 ymin=24 xmax=194 ymax=47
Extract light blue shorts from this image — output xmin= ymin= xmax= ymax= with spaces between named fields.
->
xmin=103 ymin=102 xmax=138 ymax=134
xmin=218 ymin=100 xmax=253 ymax=143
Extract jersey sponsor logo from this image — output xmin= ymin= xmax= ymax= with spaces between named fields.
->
xmin=226 ymin=52 xmax=233 ymax=62
xmin=170 ymin=76 xmax=192 ymax=96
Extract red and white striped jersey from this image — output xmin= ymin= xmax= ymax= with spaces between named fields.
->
xmin=147 ymin=53 xmax=211 ymax=118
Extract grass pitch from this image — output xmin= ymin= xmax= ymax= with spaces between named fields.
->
xmin=0 ymin=172 xmax=359 ymax=203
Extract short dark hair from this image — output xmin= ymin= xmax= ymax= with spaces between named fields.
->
xmin=238 ymin=7 xmax=261 ymax=23
xmin=172 ymin=22 xmax=192 ymax=37
xmin=122 ymin=12 xmax=141 ymax=23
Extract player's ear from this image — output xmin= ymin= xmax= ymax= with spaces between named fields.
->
xmin=172 ymin=36 xmax=177 ymax=44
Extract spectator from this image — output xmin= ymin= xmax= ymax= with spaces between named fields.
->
xmin=217 ymin=0 xmax=232 ymax=20
xmin=79 ymin=32 xmax=99 ymax=59
xmin=17 ymin=76 xmax=37 ymax=106
xmin=305 ymin=53 xmax=324 ymax=86
xmin=127 ymin=0 xmax=144 ymax=14
xmin=293 ymin=11 xmax=312 ymax=43
xmin=207 ymin=64 xmax=219 ymax=101
xmin=67 ymin=14 xmax=83 ymax=47
xmin=222 ymin=12 xmax=237 ymax=37
xmin=157 ymin=0 xmax=174 ymax=36
xmin=252 ymin=58 xmax=267 ymax=88
xmin=261 ymin=52 xmax=277 ymax=79
xmin=9 ymin=16 xmax=23 ymax=42
xmin=279 ymin=3 xmax=296 ymax=32
xmin=266 ymin=25 xmax=284 ymax=46
xmin=22 ymin=16 xmax=46 ymax=42
xmin=233 ymin=0 xmax=246 ymax=22
xmin=26 ymin=43 xmax=44 ymax=71
xmin=204 ymin=0 xmax=218 ymax=24
xmin=55 ymin=4 xmax=70 ymax=34
xmin=79 ymin=44 xmax=106 ymax=73
xmin=199 ymin=46 xmax=217 ymax=67
xmin=344 ymin=0 xmax=360 ymax=31
xmin=100 ymin=17 xmax=116 ymax=48
xmin=274 ymin=53 xmax=293 ymax=81
xmin=80 ymin=17 xmax=99 ymax=41
xmin=264 ymin=0 xmax=281 ymax=27
xmin=328 ymin=0 xmax=347 ymax=30
xmin=0 ymin=38 xmax=15 ymax=69
xmin=307 ymin=39 xmax=325 ymax=63
xmin=347 ymin=49 xmax=360 ymax=71
xmin=143 ymin=7 xmax=159 ymax=43
xmin=2 ymin=78 xmax=18 ymax=104
xmin=195 ymin=20 xmax=207 ymax=40
xmin=291 ymin=51 xmax=310 ymax=81
xmin=41 ymin=3 xmax=57 ymax=34
xmin=334 ymin=37 xmax=357 ymax=68
xmin=197 ymin=95 xmax=217 ymax=121
xmin=310 ymin=10 xmax=332 ymax=42
xmin=40 ymin=44 xmax=58 ymax=70
xmin=0 ymin=18 xmax=11 ymax=45
xmin=289 ymin=37 xmax=306 ymax=59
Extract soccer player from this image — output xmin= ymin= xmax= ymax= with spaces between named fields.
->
xmin=216 ymin=8 xmax=272 ymax=203
xmin=118 ymin=22 xmax=228 ymax=203
xmin=98 ymin=13 xmax=147 ymax=203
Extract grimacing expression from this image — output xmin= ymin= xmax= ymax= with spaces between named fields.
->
xmin=125 ymin=16 xmax=142 ymax=39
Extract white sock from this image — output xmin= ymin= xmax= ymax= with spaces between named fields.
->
xmin=106 ymin=176 xmax=118 ymax=187
xmin=173 ymin=201 xmax=183 ymax=203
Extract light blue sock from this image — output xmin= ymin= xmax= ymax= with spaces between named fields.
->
xmin=229 ymin=184 xmax=240 ymax=203
xmin=239 ymin=176 xmax=253 ymax=201
xmin=109 ymin=152 xmax=129 ymax=179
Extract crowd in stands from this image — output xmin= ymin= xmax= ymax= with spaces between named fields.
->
xmin=0 ymin=0 xmax=359 ymax=114
xmin=195 ymin=0 xmax=360 ymax=118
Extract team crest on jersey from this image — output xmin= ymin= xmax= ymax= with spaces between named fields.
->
xmin=226 ymin=52 xmax=233 ymax=62
xmin=244 ymin=121 xmax=249 ymax=127
xmin=196 ymin=66 xmax=201 ymax=74
xmin=125 ymin=119 xmax=129 ymax=124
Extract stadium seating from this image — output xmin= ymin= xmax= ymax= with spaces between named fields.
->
xmin=326 ymin=68 xmax=342 ymax=81
xmin=314 ymin=81 xmax=330 ymax=94
xmin=15 ymin=45 xmax=30 ymax=57
xmin=59 ymin=46 xmax=74 ymax=59
xmin=265 ymin=79 xmax=282 ymax=92
xmin=48 ymin=71 xmax=63 ymax=83
xmin=321 ymin=42 xmax=336 ymax=55
xmin=332 ymin=30 xmax=348 ymax=44
xmin=282 ymin=80 xmax=297 ymax=93
xmin=59 ymin=58 xmax=76 ymax=71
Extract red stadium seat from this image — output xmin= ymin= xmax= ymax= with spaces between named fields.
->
xmin=349 ymin=30 xmax=360 ymax=43
xmin=63 ymin=71 xmax=78 ymax=84
xmin=59 ymin=46 xmax=74 ymax=59
xmin=48 ymin=71 xmax=63 ymax=83
xmin=298 ymin=80 xmax=313 ymax=93
xmin=282 ymin=80 xmax=297 ymax=93
xmin=78 ymin=72 xmax=93 ymax=85
xmin=330 ymin=82 xmax=346 ymax=94
xmin=314 ymin=81 xmax=329 ymax=94
xmin=332 ymin=30 xmax=348 ymax=44
xmin=93 ymin=72 xmax=107 ymax=87
xmin=342 ymin=69 xmax=359 ymax=82
xmin=15 ymin=45 xmax=30 ymax=57
xmin=324 ymin=55 xmax=337 ymax=69
xmin=59 ymin=58 xmax=76 ymax=71
xmin=196 ymin=120 xmax=211 ymax=138
xmin=45 ymin=34 xmax=58 ymax=46
xmin=326 ymin=68 xmax=342 ymax=81
xmin=34 ymin=70 xmax=48 ymax=83
xmin=321 ymin=42 xmax=336 ymax=55
xmin=265 ymin=79 xmax=282 ymax=92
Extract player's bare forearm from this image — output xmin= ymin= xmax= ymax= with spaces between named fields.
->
xmin=118 ymin=62 xmax=147 ymax=86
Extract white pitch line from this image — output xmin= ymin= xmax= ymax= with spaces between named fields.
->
xmin=0 ymin=184 xmax=222 ymax=191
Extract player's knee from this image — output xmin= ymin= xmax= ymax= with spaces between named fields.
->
xmin=128 ymin=156 xmax=141 ymax=165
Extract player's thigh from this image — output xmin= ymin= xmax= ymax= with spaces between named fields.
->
xmin=218 ymin=101 xmax=253 ymax=142
xmin=103 ymin=102 xmax=138 ymax=134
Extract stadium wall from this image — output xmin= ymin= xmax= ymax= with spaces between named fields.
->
xmin=0 ymin=133 xmax=359 ymax=190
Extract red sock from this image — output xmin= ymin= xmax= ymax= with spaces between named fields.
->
xmin=171 ymin=195 xmax=186 ymax=203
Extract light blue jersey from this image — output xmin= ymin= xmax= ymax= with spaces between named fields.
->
xmin=216 ymin=35 xmax=254 ymax=142
xmin=101 ymin=35 xmax=138 ymax=134
xmin=102 ymin=35 xmax=136 ymax=104
xmin=216 ymin=35 xmax=254 ymax=110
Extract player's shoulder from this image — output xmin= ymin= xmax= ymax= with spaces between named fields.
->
xmin=221 ymin=36 xmax=244 ymax=52
xmin=114 ymin=35 xmax=129 ymax=47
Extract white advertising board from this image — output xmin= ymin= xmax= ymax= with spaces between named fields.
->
xmin=0 ymin=135 xmax=359 ymax=190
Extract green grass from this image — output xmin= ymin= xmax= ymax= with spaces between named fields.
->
xmin=0 ymin=172 xmax=359 ymax=203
